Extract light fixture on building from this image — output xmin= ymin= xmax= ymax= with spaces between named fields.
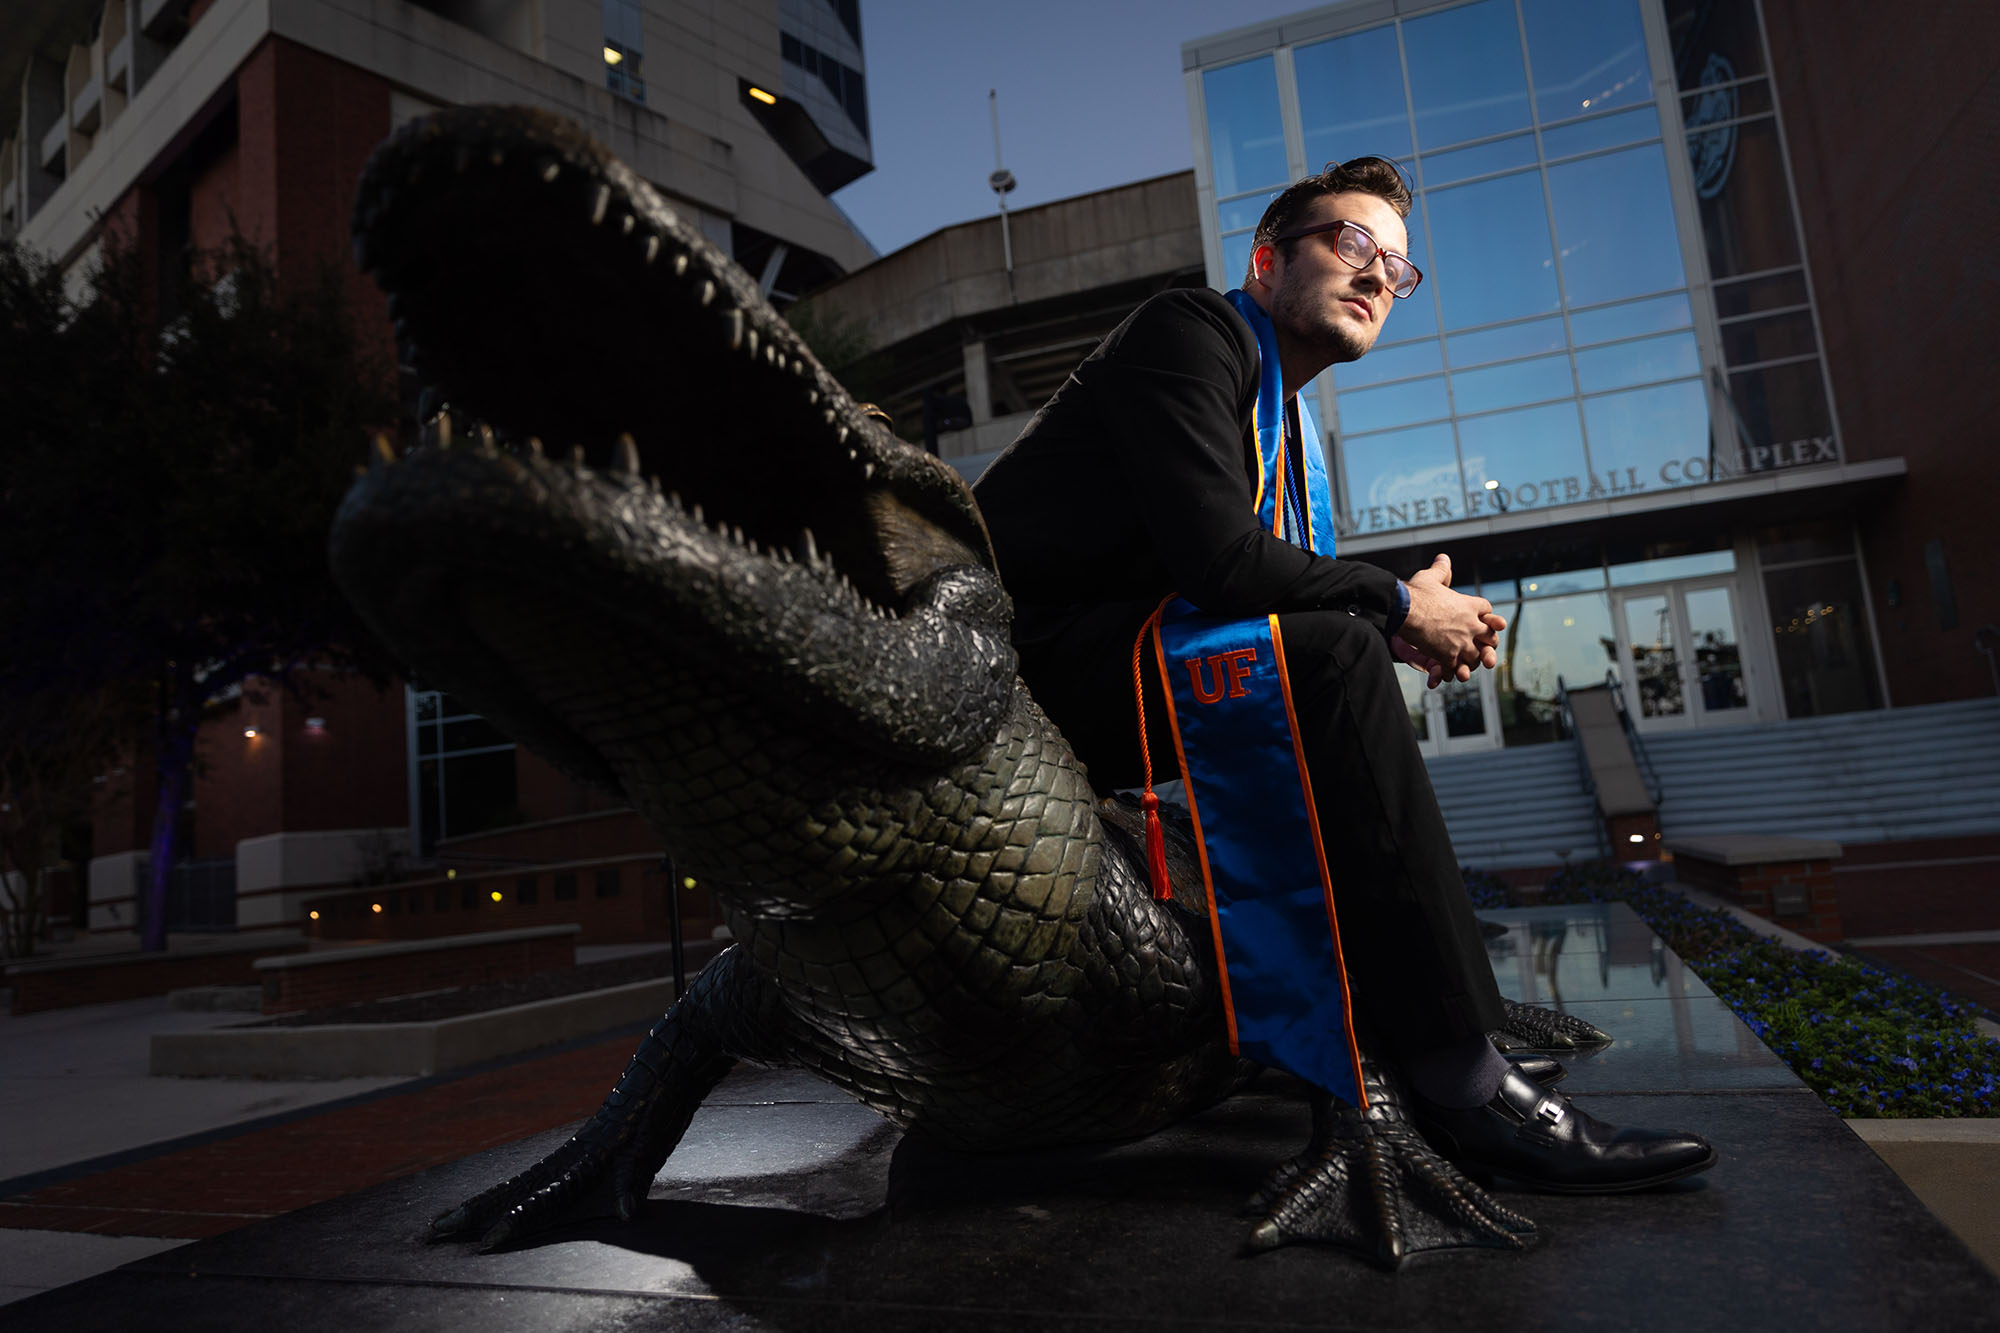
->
xmin=490 ymin=890 xmax=503 ymax=902
xmin=446 ymin=868 xmax=457 ymax=879
xmin=244 ymin=727 xmax=259 ymax=738
xmin=603 ymin=45 xmax=623 ymax=65
xmin=1484 ymin=480 xmax=1499 ymax=490
xmin=683 ymin=876 xmax=697 ymax=889
xmin=371 ymin=902 xmax=383 ymax=913
xmin=1628 ymin=833 xmax=1646 ymax=843
xmin=308 ymin=910 xmax=320 ymax=920
xmin=746 ymin=85 xmax=777 ymax=105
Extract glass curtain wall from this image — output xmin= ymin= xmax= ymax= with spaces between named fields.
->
xmin=1195 ymin=0 xmax=1837 ymax=540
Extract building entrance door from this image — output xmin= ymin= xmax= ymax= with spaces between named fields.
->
xmin=1398 ymin=661 xmax=1502 ymax=756
xmin=1611 ymin=579 xmax=1753 ymax=731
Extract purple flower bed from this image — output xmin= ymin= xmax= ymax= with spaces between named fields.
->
xmin=1506 ymin=861 xmax=2000 ymax=1118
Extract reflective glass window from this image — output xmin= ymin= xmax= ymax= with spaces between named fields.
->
xmin=1690 ymin=117 xmax=1801 ymax=278
xmin=1711 ymin=268 xmax=1808 ymax=318
xmin=1756 ymin=519 xmax=1850 ymax=567
xmin=1217 ymin=195 xmax=1274 ymax=232
xmin=1680 ymin=76 xmax=1773 ymax=128
xmin=1221 ymin=232 xmax=1255 ymax=289
xmin=1204 ymin=57 xmax=1289 ymax=197
xmin=1568 ymin=293 xmax=1692 ymax=345
xmin=1494 ymin=591 xmax=1616 ymax=746
xmin=1295 ymin=26 xmax=1413 ymax=165
xmin=1481 ymin=542 xmax=1607 ymax=600
xmin=1608 ymin=545 xmax=1735 ymax=587
xmin=1397 ymin=666 xmax=1431 ymax=740
xmin=1720 ymin=309 xmax=1817 ymax=367
xmin=1421 ymin=133 xmax=1537 ymax=188
xmin=1583 ymin=379 xmax=1711 ymax=492
xmin=1726 ymin=362 xmax=1835 ymax=465
xmin=1332 ymin=338 xmax=1443 ymax=390
xmin=1456 ymin=401 xmax=1589 ymax=510
xmin=1546 ymin=144 xmax=1687 ymax=307
xmin=1425 ymin=171 xmax=1560 ymax=330
xmin=1339 ymin=422 xmax=1464 ymax=533
xmin=1448 ymin=316 xmax=1567 ymax=368
xmin=1402 ymin=0 xmax=1531 ymax=150
xmin=1539 ymin=105 xmax=1660 ymax=160
xmin=1763 ymin=559 xmax=1881 ymax=716
xmin=1451 ymin=353 xmax=1573 ymax=415
xmin=1376 ymin=196 xmax=1439 ymax=343
xmin=1573 ymin=331 xmax=1700 ymax=393
xmin=1522 ymin=0 xmax=1650 ymax=123
xmin=1663 ymin=0 xmax=1767 ymax=92
xmin=1336 ymin=374 xmax=1451 ymax=434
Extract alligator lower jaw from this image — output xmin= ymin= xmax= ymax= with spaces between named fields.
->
xmin=350 ymin=104 xmax=993 ymax=612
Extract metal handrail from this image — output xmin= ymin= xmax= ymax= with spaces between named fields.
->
xmin=1556 ymin=675 xmax=1612 ymax=859
xmin=1604 ymin=669 xmax=1663 ymax=807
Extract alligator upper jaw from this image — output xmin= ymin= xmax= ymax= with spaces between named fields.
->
xmin=350 ymin=104 xmax=995 ymax=613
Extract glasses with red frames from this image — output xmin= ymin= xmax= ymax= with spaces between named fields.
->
xmin=1273 ymin=218 xmax=1424 ymax=298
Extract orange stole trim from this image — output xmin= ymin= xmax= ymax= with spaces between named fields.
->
xmin=1248 ymin=403 xmax=1267 ymax=517
xmin=1149 ymin=610 xmax=1242 ymax=1055
xmin=1267 ymin=615 xmax=1367 ymax=1107
xmin=1269 ymin=422 xmax=1288 ymax=540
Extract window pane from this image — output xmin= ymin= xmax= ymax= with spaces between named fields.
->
xmin=1539 ymin=105 xmax=1660 ymax=160
xmin=1222 ymin=232 xmax=1255 ymax=288
xmin=1295 ymin=26 xmax=1412 ymax=165
xmin=1397 ymin=667 xmax=1431 ymax=740
xmin=1426 ymin=171 xmax=1560 ymax=330
xmin=1335 ymin=374 xmax=1450 ymax=434
xmin=1684 ymin=586 xmax=1749 ymax=713
xmin=1623 ymin=592 xmax=1684 ymax=718
xmin=1583 ymin=378 xmax=1712 ymax=491
xmin=1762 ymin=560 xmax=1881 ymax=716
xmin=1403 ymin=0 xmax=1531 ymax=150
xmin=1205 ymin=57 xmax=1289 ymax=197
xmin=1457 ymin=401 xmax=1588 ymax=513
xmin=1522 ymin=0 xmax=1650 ymax=123
xmin=1690 ymin=117 xmax=1800 ymax=278
xmin=1608 ymin=543 xmax=1734 ymax=587
xmin=1726 ymin=361 xmax=1834 ymax=468
xmin=1574 ymin=330 xmax=1699 ymax=393
xmin=1546 ymin=144 xmax=1687 ymax=307
xmin=441 ymin=749 xmax=518 ymax=840
xmin=1482 ymin=541 xmax=1607 ymax=599
xmin=1451 ymin=353 xmax=1573 ymax=414
xmin=1721 ymin=309 xmax=1816 ymax=366
xmin=1333 ymin=338 xmax=1443 ymax=389
xmin=1339 ymin=422 xmax=1464 ymax=534
xmin=1218 ymin=194 xmax=1273 ymax=231
xmin=1448 ymin=316 xmax=1566 ymax=368
xmin=1378 ymin=196 xmax=1439 ymax=342
xmin=1494 ymin=590 xmax=1615 ymax=746
xmin=1663 ymin=0 xmax=1767 ymax=92
xmin=1711 ymin=268 xmax=1807 ymax=318
xmin=1756 ymin=519 xmax=1850 ymax=566
xmin=1680 ymin=76 xmax=1772 ymax=127
xmin=1568 ymin=293 xmax=1692 ymax=345
xmin=1421 ymin=133 xmax=1536 ymax=188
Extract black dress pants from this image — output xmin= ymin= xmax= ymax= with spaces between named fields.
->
xmin=1016 ymin=599 xmax=1506 ymax=1058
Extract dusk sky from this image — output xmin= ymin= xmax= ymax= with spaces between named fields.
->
xmin=831 ymin=0 xmax=1322 ymax=256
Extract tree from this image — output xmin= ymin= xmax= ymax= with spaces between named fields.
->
xmin=0 ymin=233 xmax=399 ymax=950
xmin=0 ymin=685 xmax=133 ymax=957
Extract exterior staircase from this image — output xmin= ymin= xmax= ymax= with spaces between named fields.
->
xmin=1425 ymin=743 xmax=1604 ymax=869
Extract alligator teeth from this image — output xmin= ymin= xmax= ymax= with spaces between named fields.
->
xmin=822 ymin=409 xmax=837 ymax=426
xmin=673 ymin=253 xmax=689 ymax=277
xmin=745 ymin=327 xmax=758 ymax=357
xmin=433 ymin=414 xmax=453 ymax=449
xmin=539 ymin=159 xmax=561 ymax=184
xmin=796 ymin=528 xmax=818 ymax=564
xmin=862 ymin=462 xmax=875 ymax=481
xmin=619 ymin=213 xmax=635 ymax=235
xmin=589 ymin=185 xmax=611 ymax=226
xmin=691 ymin=502 xmax=705 ymax=525
xmin=643 ymin=235 xmax=659 ymax=264
xmin=570 ymin=445 xmax=587 ymax=468
xmin=526 ymin=436 xmax=545 ymax=459
xmin=615 ymin=433 xmax=641 ymax=475
xmin=807 ymin=389 xmax=819 ymax=406
xmin=647 ymin=474 xmax=661 ymax=495
xmin=725 ymin=309 xmax=745 ymax=351
xmin=667 ymin=490 xmax=684 ymax=510
xmin=699 ymin=280 xmax=716 ymax=307
xmin=836 ymin=426 xmax=850 ymax=446
xmin=476 ymin=423 xmax=497 ymax=455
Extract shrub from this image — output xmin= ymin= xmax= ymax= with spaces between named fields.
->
xmin=1520 ymin=861 xmax=2000 ymax=1117
xmin=1459 ymin=866 xmax=1515 ymax=911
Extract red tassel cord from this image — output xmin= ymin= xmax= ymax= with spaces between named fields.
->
xmin=1132 ymin=611 xmax=1174 ymax=903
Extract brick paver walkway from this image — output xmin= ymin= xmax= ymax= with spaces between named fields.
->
xmin=0 ymin=1034 xmax=634 ymax=1239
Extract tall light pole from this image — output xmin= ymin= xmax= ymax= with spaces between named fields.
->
xmin=989 ymin=89 xmax=1017 ymax=302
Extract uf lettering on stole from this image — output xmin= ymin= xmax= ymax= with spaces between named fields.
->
xmin=1185 ymin=648 xmax=1257 ymax=705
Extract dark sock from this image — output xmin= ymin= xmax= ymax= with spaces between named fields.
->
xmin=1404 ymin=1033 xmax=1510 ymax=1109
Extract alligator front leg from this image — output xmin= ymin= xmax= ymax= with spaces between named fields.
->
xmin=1491 ymin=998 xmax=1612 ymax=1051
xmin=1244 ymin=1057 xmax=1536 ymax=1267
xmin=431 ymin=946 xmax=784 ymax=1248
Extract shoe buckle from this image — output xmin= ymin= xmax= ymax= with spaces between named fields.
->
xmin=1532 ymin=1097 xmax=1567 ymax=1127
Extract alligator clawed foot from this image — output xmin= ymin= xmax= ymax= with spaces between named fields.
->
xmin=1243 ymin=1064 xmax=1536 ymax=1268
xmin=1490 ymin=998 xmax=1612 ymax=1052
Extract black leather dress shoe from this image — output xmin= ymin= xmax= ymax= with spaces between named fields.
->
xmin=1414 ymin=1067 xmax=1718 ymax=1194
xmin=1504 ymin=1052 xmax=1566 ymax=1086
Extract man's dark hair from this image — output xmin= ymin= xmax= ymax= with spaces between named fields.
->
xmin=1245 ymin=158 xmax=1414 ymax=283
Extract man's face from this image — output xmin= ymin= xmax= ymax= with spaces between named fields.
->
xmin=1261 ymin=191 xmax=1409 ymax=365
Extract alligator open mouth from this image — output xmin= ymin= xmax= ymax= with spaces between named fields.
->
xmin=331 ymin=107 xmax=1016 ymax=792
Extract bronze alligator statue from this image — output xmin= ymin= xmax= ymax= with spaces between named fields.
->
xmin=332 ymin=106 xmax=1602 ymax=1268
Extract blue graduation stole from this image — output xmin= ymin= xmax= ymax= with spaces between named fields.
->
xmin=1132 ymin=289 xmax=1365 ymax=1108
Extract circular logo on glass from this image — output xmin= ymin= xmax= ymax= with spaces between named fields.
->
xmin=1686 ymin=53 xmax=1739 ymax=200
